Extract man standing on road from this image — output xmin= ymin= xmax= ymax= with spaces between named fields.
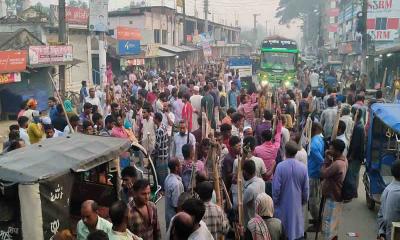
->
xmin=128 ymin=180 xmax=161 ymax=240
xmin=320 ymin=97 xmax=337 ymax=139
xmin=320 ymin=139 xmax=348 ymax=240
xmin=190 ymin=86 xmax=203 ymax=131
xmin=76 ymin=200 xmax=112 ymax=240
xmin=243 ymin=160 xmax=266 ymax=226
xmin=164 ymin=159 xmax=184 ymax=229
xmin=254 ymin=113 xmax=282 ymax=196
xmin=377 ymin=160 xmax=400 ymax=240
xmin=120 ymin=166 xmax=138 ymax=204
xmin=182 ymin=198 xmax=214 ymax=240
xmin=272 ymin=141 xmax=309 ymax=240
xmin=153 ymin=112 xmax=170 ymax=187
xmin=85 ymin=88 xmax=103 ymax=115
xmin=197 ymin=181 xmax=230 ymax=239
xmin=17 ymin=116 xmax=30 ymax=146
xmin=310 ymin=69 xmax=320 ymax=90
xmin=171 ymin=120 xmax=196 ymax=160
xmin=108 ymin=201 xmax=142 ymax=240
xmin=307 ymin=122 xmax=325 ymax=231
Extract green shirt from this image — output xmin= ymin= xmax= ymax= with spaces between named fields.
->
xmin=76 ymin=216 xmax=113 ymax=240
xmin=108 ymin=229 xmax=143 ymax=240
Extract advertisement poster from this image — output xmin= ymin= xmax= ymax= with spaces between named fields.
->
xmin=29 ymin=46 xmax=73 ymax=65
xmin=0 ymin=50 xmax=27 ymax=73
xmin=50 ymin=5 xmax=89 ymax=25
xmin=89 ymin=0 xmax=108 ymax=32
xmin=0 ymin=73 xmax=22 ymax=84
xmin=118 ymin=40 xmax=141 ymax=55
xmin=115 ymin=27 xmax=141 ymax=40
xmin=367 ymin=0 xmax=400 ymax=41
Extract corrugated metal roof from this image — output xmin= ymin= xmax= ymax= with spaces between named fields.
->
xmin=0 ymin=134 xmax=131 ymax=183
xmin=159 ymin=45 xmax=187 ymax=53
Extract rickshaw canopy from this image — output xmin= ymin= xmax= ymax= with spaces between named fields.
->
xmin=371 ymin=103 xmax=400 ymax=133
xmin=0 ymin=134 xmax=131 ymax=184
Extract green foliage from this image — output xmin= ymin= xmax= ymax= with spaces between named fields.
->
xmin=68 ymin=0 xmax=88 ymax=8
xmin=275 ymin=0 xmax=320 ymax=24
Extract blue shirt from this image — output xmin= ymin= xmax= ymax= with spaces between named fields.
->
xmin=49 ymin=106 xmax=58 ymax=122
xmin=228 ymin=90 xmax=238 ymax=110
xmin=308 ymin=135 xmax=325 ymax=179
xmin=235 ymin=79 xmax=242 ymax=90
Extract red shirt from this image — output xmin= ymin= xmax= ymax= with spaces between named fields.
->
xmin=182 ymin=102 xmax=193 ymax=131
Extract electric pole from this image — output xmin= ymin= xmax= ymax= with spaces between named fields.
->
xmin=183 ymin=0 xmax=186 ymax=44
xmin=253 ymin=14 xmax=260 ymax=49
xmin=58 ymin=0 xmax=66 ymax=96
xmin=361 ymin=0 xmax=368 ymax=75
xmin=204 ymin=0 xmax=209 ymax=34
xmin=265 ymin=19 xmax=268 ymax=37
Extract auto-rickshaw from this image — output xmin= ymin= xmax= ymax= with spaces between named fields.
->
xmin=363 ymin=103 xmax=400 ymax=210
xmin=0 ymin=134 xmax=161 ymax=240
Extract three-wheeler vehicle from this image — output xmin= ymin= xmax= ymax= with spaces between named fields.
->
xmin=0 ymin=134 xmax=161 ymax=240
xmin=363 ymin=103 xmax=400 ymax=210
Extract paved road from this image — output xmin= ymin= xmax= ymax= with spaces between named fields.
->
xmin=156 ymin=167 xmax=379 ymax=240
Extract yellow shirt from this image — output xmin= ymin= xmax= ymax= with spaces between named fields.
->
xmin=27 ymin=123 xmax=44 ymax=144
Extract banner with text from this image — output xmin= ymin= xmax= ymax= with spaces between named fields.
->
xmin=0 ymin=50 xmax=27 ymax=73
xmin=367 ymin=0 xmax=400 ymax=41
xmin=0 ymin=73 xmax=22 ymax=84
xmin=89 ymin=0 xmax=108 ymax=32
xmin=29 ymin=46 xmax=73 ymax=65
xmin=118 ymin=40 xmax=141 ymax=55
xmin=115 ymin=27 xmax=142 ymax=40
xmin=50 ymin=5 xmax=89 ymax=25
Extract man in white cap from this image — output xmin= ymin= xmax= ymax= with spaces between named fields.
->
xmin=190 ymin=86 xmax=202 ymax=131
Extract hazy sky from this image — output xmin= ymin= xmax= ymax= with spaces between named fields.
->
xmin=31 ymin=0 xmax=301 ymax=41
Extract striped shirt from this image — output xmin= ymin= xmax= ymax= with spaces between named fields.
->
xmin=202 ymin=201 xmax=230 ymax=240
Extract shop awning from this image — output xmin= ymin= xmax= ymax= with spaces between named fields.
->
xmin=27 ymin=58 xmax=84 ymax=69
xmin=178 ymin=45 xmax=200 ymax=51
xmin=159 ymin=45 xmax=187 ymax=53
xmin=156 ymin=50 xmax=176 ymax=58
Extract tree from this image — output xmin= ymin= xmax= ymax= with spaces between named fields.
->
xmin=275 ymin=0 xmax=320 ymax=24
xmin=68 ymin=0 xmax=88 ymax=8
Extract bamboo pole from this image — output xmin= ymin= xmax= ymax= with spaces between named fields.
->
xmin=48 ymin=72 xmax=74 ymax=133
xmin=331 ymin=104 xmax=342 ymax=141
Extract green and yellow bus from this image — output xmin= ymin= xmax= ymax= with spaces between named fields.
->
xmin=258 ymin=36 xmax=300 ymax=87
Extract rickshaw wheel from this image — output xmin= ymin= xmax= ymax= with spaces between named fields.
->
xmin=366 ymin=192 xmax=375 ymax=210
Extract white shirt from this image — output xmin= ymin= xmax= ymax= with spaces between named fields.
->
xmin=162 ymin=112 xmax=175 ymax=136
xmin=19 ymin=128 xmax=30 ymax=145
xmin=188 ymin=221 xmax=215 ymax=240
xmin=295 ymin=148 xmax=308 ymax=165
xmin=190 ymin=94 xmax=203 ymax=131
xmin=85 ymin=96 xmax=103 ymax=115
xmin=310 ymin=72 xmax=320 ymax=88
xmin=337 ymin=134 xmax=349 ymax=157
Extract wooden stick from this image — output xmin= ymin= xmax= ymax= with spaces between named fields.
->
xmin=48 ymin=72 xmax=74 ymax=133
xmin=381 ymin=67 xmax=388 ymax=91
xmin=211 ymin=136 xmax=223 ymax=207
xmin=331 ymin=104 xmax=342 ymax=141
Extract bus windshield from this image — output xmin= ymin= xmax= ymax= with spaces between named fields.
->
xmin=261 ymin=52 xmax=296 ymax=71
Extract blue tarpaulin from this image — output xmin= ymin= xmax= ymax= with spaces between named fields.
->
xmin=371 ymin=103 xmax=400 ymax=133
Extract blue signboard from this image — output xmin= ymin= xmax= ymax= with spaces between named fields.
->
xmin=228 ymin=57 xmax=252 ymax=67
xmin=118 ymin=40 xmax=141 ymax=55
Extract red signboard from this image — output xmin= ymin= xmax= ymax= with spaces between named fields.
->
xmin=116 ymin=27 xmax=142 ymax=40
xmin=326 ymin=8 xmax=340 ymax=17
xmin=50 ymin=5 xmax=89 ymax=25
xmin=66 ymin=6 xmax=89 ymax=25
xmin=0 ymin=50 xmax=27 ymax=73
xmin=327 ymin=24 xmax=339 ymax=32
xmin=0 ymin=73 xmax=21 ymax=84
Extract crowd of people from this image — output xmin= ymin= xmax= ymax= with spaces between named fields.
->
xmin=1 ymin=61 xmax=397 ymax=240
